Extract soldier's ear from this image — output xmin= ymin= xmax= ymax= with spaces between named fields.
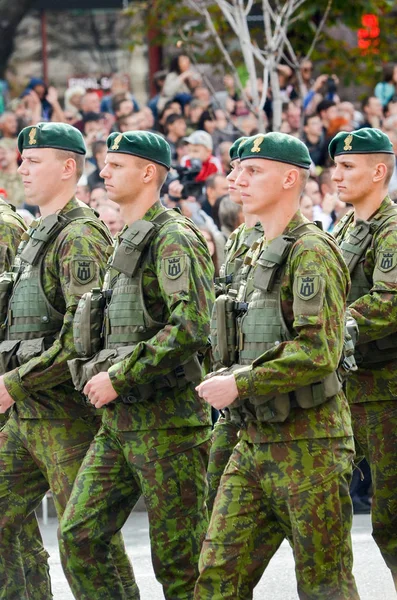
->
xmin=142 ymin=163 xmax=157 ymax=184
xmin=373 ymin=162 xmax=388 ymax=184
xmin=61 ymin=157 xmax=77 ymax=181
xmin=283 ymin=167 xmax=299 ymax=190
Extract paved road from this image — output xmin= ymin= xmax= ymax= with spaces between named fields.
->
xmin=41 ymin=511 xmax=396 ymax=599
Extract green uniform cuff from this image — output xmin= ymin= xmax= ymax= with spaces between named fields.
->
xmin=108 ymin=363 xmax=130 ymax=397
xmin=3 ymin=369 xmax=30 ymax=402
xmin=234 ymin=366 xmax=255 ymax=399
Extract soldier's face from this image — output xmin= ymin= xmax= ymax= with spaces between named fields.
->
xmin=332 ymin=154 xmax=379 ymax=204
xmin=226 ymin=159 xmax=243 ymax=205
xmin=18 ymin=148 xmax=66 ymax=206
xmin=100 ymin=152 xmax=144 ymax=205
xmin=235 ymin=158 xmax=286 ymax=216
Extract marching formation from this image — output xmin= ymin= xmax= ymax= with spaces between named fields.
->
xmin=0 ymin=122 xmax=396 ymax=600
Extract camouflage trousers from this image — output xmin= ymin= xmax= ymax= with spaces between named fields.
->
xmin=351 ymin=400 xmax=397 ymax=590
xmin=0 ymin=412 xmax=139 ymax=600
xmin=59 ymin=424 xmax=210 ymax=600
xmin=207 ymin=416 xmax=239 ymax=513
xmin=0 ymin=414 xmax=52 ymax=599
xmin=195 ymin=436 xmax=359 ymax=600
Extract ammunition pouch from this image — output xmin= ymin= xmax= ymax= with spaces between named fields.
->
xmin=68 ymin=345 xmax=203 ymax=402
xmin=0 ymin=272 xmax=16 ymax=342
xmin=0 ymin=336 xmax=52 ymax=376
xmin=73 ymin=288 xmax=107 ymax=357
xmin=211 ymin=294 xmax=237 ymax=369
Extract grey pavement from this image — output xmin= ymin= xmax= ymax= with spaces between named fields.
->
xmin=40 ymin=511 xmax=396 ymax=600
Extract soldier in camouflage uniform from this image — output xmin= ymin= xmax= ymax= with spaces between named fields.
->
xmin=195 ymin=132 xmax=359 ymax=600
xmin=0 ymin=197 xmax=52 ymax=599
xmin=207 ymin=137 xmax=263 ymax=513
xmin=330 ymin=127 xmax=397 ymax=589
xmin=0 ymin=123 xmax=138 ymax=600
xmin=59 ymin=131 xmax=215 ymax=600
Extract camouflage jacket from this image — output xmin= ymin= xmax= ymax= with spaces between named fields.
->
xmin=0 ymin=199 xmax=26 ymax=426
xmin=3 ymin=197 xmax=110 ymax=419
xmin=233 ymin=211 xmax=353 ymax=443
xmin=333 ymin=195 xmax=397 ymax=403
xmin=101 ymin=201 xmax=215 ymax=446
xmin=0 ymin=198 xmax=26 ymax=272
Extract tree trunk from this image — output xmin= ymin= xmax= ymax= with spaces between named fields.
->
xmin=0 ymin=0 xmax=35 ymax=78
xmin=270 ymin=64 xmax=282 ymax=132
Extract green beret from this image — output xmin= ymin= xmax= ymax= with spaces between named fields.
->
xmin=238 ymin=132 xmax=311 ymax=169
xmin=107 ymin=130 xmax=171 ymax=170
xmin=229 ymin=137 xmax=248 ymax=162
xmin=18 ymin=122 xmax=86 ymax=155
xmin=328 ymin=127 xmax=393 ymax=160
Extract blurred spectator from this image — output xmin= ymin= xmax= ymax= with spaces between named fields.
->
xmin=87 ymin=140 xmax=107 ymax=191
xmin=20 ymin=78 xmax=59 ymax=121
xmin=317 ymin=99 xmax=337 ymax=137
xmin=164 ymin=114 xmax=188 ymax=167
xmin=218 ymin=141 xmax=233 ymax=174
xmin=0 ymin=112 xmax=18 ymax=146
xmin=360 ymin=96 xmax=383 ymax=129
xmin=304 ymin=177 xmax=323 ymax=212
xmin=385 ymin=127 xmax=397 ymax=197
xmin=385 ymin=96 xmax=397 ymax=119
xmin=16 ymin=207 xmax=35 ymax=226
xmin=182 ymin=130 xmax=222 ymax=182
xmin=299 ymin=194 xmax=314 ymax=221
xmin=82 ymin=113 xmax=108 ymax=155
xmin=76 ymin=175 xmax=90 ymax=204
xmin=147 ymin=70 xmax=167 ymax=121
xmin=192 ymin=86 xmax=212 ymax=111
xmin=64 ymin=85 xmax=85 ymax=118
xmin=202 ymin=174 xmax=229 ymax=227
xmin=285 ymin=101 xmax=301 ymax=137
xmin=157 ymin=100 xmax=183 ymax=134
xmin=302 ymin=113 xmax=328 ymax=166
xmin=118 ymin=113 xmax=143 ymax=133
xmin=90 ymin=184 xmax=108 ymax=209
xmin=185 ymin=99 xmax=206 ymax=132
xmin=112 ymin=93 xmax=135 ymax=123
xmin=199 ymin=226 xmax=221 ymax=277
xmin=97 ymin=203 xmax=124 ymax=237
xmin=79 ymin=91 xmax=101 ymax=118
xmin=0 ymin=142 xmax=25 ymax=207
xmin=100 ymin=74 xmax=139 ymax=114
xmin=218 ymin=195 xmax=243 ymax=238
xmin=374 ymin=65 xmax=397 ymax=108
xmin=158 ymin=54 xmax=201 ymax=112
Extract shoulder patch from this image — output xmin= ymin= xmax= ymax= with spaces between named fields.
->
xmin=163 ymin=255 xmax=186 ymax=280
xmin=296 ymin=275 xmax=320 ymax=300
xmin=161 ymin=254 xmax=190 ymax=294
xmin=72 ymin=259 xmax=96 ymax=285
xmin=377 ymin=251 xmax=397 ymax=273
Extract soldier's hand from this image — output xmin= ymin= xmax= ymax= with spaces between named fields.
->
xmin=0 ymin=376 xmax=15 ymax=413
xmin=195 ymin=374 xmax=238 ymax=410
xmin=84 ymin=372 xmax=118 ymax=409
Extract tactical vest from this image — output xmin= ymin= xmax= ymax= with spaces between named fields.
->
xmin=212 ymin=225 xmax=262 ymax=369
xmin=0 ymin=204 xmax=111 ymax=374
xmin=0 ymin=199 xmax=26 ymax=232
xmin=335 ymin=204 xmax=397 ymax=365
xmin=70 ymin=209 xmax=203 ymax=402
xmin=214 ymin=222 xmax=355 ymax=424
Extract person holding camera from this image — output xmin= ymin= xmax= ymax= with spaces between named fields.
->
xmin=182 ymin=130 xmax=222 ymax=182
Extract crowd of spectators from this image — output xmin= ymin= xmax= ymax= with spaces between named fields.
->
xmin=1 ymin=57 xmax=397 ymax=281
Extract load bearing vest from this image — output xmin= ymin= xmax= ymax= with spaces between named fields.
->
xmin=72 ymin=209 xmax=203 ymax=402
xmin=212 ymin=222 xmax=355 ymax=424
xmin=335 ymin=204 xmax=397 ymax=365
xmin=0 ymin=205 xmax=111 ymax=374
